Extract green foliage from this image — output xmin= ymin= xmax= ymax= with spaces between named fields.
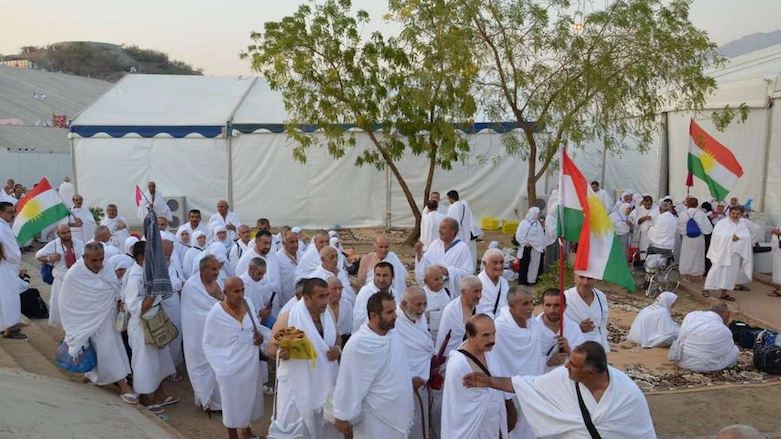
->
xmin=89 ymin=206 xmax=105 ymax=223
xmin=533 ymin=260 xmax=574 ymax=304
xmin=242 ymin=0 xmax=478 ymax=232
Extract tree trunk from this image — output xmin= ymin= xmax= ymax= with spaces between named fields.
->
xmin=523 ymin=127 xmax=539 ymax=206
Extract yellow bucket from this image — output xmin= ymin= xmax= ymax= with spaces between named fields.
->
xmin=481 ymin=216 xmax=502 ymax=231
xmin=502 ymin=220 xmax=519 ymax=234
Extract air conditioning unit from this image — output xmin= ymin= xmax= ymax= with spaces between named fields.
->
xmin=165 ymin=196 xmax=186 ymax=229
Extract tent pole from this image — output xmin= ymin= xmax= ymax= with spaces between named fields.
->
xmin=226 ymin=132 xmax=234 ymax=206
xmin=759 ymin=98 xmax=774 ymax=211
xmin=385 ymin=165 xmax=391 ymax=230
xmin=69 ymin=134 xmax=78 ymax=194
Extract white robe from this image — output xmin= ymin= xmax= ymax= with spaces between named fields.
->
xmin=59 ymin=258 xmax=130 ymax=386
xmin=395 ymin=308 xmax=434 ymax=439
xmin=182 ymin=246 xmax=205 ymax=280
xmin=435 ymin=298 xmax=473 ymax=365
xmin=511 ymin=366 xmax=656 ymax=438
xmin=276 ymin=300 xmax=340 ymax=438
xmin=630 ymin=205 xmax=658 ymax=255
xmin=628 ymin=292 xmax=679 ymax=348
xmin=421 ymin=211 xmax=446 ymax=252
xmin=207 ymin=211 xmax=242 ymax=242
xmin=772 ymin=232 xmax=781 ymax=285
xmin=415 ymin=239 xmax=474 ymax=295
xmin=181 ymin=274 xmax=223 ymax=409
xmin=595 ymin=189 xmax=613 ymax=212
xmin=333 ymin=324 xmax=414 ymax=438
xmin=668 ymin=310 xmax=738 ymax=372
xmin=352 ymin=282 xmax=384 ymax=333
xmin=677 ymin=208 xmax=713 ymax=276
xmin=239 ymin=273 xmax=272 ymax=317
xmin=442 ymin=348 xmax=508 ymax=439
xmin=0 ymin=218 xmax=24 ymax=331
xmin=164 ymin=261 xmax=185 ymax=367
xmin=309 ymin=264 xmax=355 ymax=307
xmin=276 ymin=248 xmax=298 ymax=308
xmin=122 ymin=264 xmax=176 ymax=394
xmin=36 ymin=238 xmax=85 ymax=327
xmin=236 ymin=247 xmax=282 ymax=300
xmin=648 ymin=211 xmax=677 ymax=251
xmin=447 ymin=200 xmax=480 ymax=265
xmin=704 ymin=218 xmax=753 ymax=291
xmin=101 ymin=215 xmax=130 ymax=249
xmin=563 ymin=287 xmax=610 ymax=352
xmin=137 ymin=190 xmax=172 ymax=222
xmin=295 ymin=244 xmax=323 ymax=281
xmin=363 ymin=251 xmax=408 ymax=298
xmin=203 ymin=301 xmax=264 ymax=428
xmin=476 ymin=271 xmax=509 ymax=318
xmin=424 ymin=286 xmax=452 ymax=344
xmin=535 ymin=313 xmax=586 ymax=372
xmin=58 ymin=180 xmax=75 ymax=207
xmin=227 ymin=239 xmax=250 ymax=271
xmin=329 ymin=296 xmax=354 ymax=336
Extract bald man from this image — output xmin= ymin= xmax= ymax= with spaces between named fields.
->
xmin=228 ymin=224 xmax=252 ymax=270
xmin=357 ymin=235 xmax=408 ymax=296
xmin=36 ymin=224 xmax=85 ymax=327
xmin=208 ymin=200 xmax=242 ymax=242
xmin=89 ymin=225 xmax=119 ymax=261
xmin=68 ymin=194 xmax=97 ymax=243
xmin=310 ymin=245 xmax=355 ymax=306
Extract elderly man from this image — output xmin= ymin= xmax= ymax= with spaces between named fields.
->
xmin=564 ymin=272 xmax=610 ymax=351
xmin=239 ymin=257 xmax=274 ymax=324
xmin=395 ymin=287 xmax=434 ymax=439
xmin=227 ymin=224 xmax=252 ymax=270
xmin=277 ymin=229 xmax=300 ymax=306
xmin=333 ymin=291 xmax=414 ymax=438
xmin=101 ymin=204 xmax=130 ymax=248
xmin=89 ymin=225 xmax=119 ymax=261
xmin=423 ymin=264 xmax=452 ymax=343
xmin=648 ymin=200 xmax=677 ymax=254
xmin=268 ymin=278 xmax=341 ymax=438
xmin=0 ymin=202 xmax=26 ymax=339
xmin=357 ymin=235 xmax=408 ymax=294
xmin=327 ymin=276 xmax=353 ymax=343
xmin=296 ymin=230 xmax=330 ymax=279
xmin=493 ymin=286 xmax=549 ymax=439
xmin=59 ymin=242 xmax=136 ymax=402
xmin=704 ymin=205 xmax=753 ymax=301
xmin=203 ymin=277 xmax=265 ymax=439
xmin=442 ymin=314 xmax=509 ymax=439
xmin=208 ymin=200 xmax=241 ymax=240
xmin=352 ymin=261 xmax=395 ymax=332
xmin=36 ymin=224 xmax=85 ymax=327
xmin=421 ymin=200 xmax=447 ymax=252
xmin=446 ymin=190 xmax=480 ymax=265
xmin=235 ymin=230 xmax=281 ymax=301
xmin=536 ymin=289 xmax=585 ymax=372
xmin=177 ymin=209 xmax=209 ymax=238
xmin=677 ymin=197 xmax=713 ymax=280
xmin=630 ymin=195 xmax=659 ymax=260
xmin=464 ymin=341 xmax=657 ymax=438
xmin=477 ymin=248 xmax=510 ymax=317
xmin=669 ymin=303 xmax=738 ymax=372
xmin=137 ymin=181 xmax=172 ymax=221
xmin=309 ymin=245 xmax=355 ymax=304
xmin=415 ymin=217 xmax=474 ymax=295
xmin=435 ymin=275 xmax=482 ymax=361
xmin=68 ymin=194 xmax=97 ymax=243
xmin=181 ymin=255 xmax=224 ymax=411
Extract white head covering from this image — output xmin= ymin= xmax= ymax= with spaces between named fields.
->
xmin=123 ymin=236 xmax=139 ymax=256
xmin=291 ymin=226 xmax=302 ymax=234
xmin=211 ymin=225 xmax=231 ymax=248
xmin=176 ymin=228 xmax=191 ymax=245
xmin=328 ymin=230 xmax=338 ymax=238
xmin=111 ymin=255 xmax=133 ymax=272
xmin=192 ymin=230 xmax=207 ymax=249
xmin=547 ymin=189 xmax=560 ymax=212
xmin=525 ymin=206 xmax=541 ymax=222
xmin=488 ymin=241 xmax=500 ymax=249
xmin=653 ymin=291 xmax=677 ymax=311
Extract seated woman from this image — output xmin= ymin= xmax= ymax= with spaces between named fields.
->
xmin=628 ymin=291 xmax=680 ymax=348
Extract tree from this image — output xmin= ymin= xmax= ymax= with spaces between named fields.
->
xmin=462 ymin=0 xmax=728 ymax=203
xmin=242 ymin=0 xmax=477 ymax=242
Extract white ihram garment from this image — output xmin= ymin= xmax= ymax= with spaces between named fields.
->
xmin=704 ymin=218 xmax=753 ymax=291
xmin=668 ymin=310 xmax=738 ymax=372
xmin=35 ymin=238 xmax=84 ymax=327
xmin=415 ymin=238 xmax=474 ymax=296
xmin=421 ymin=211 xmax=446 ymax=252
xmin=677 ymin=208 xmax=713 ymax=276
xmin=0 ymin=218 xmax=24 ymax=331
xmin=363 ymin=251 xmax=408 ymax=299
xmin=476 ymin=271 xmax=508 ymax=318
xmin=395 ymin=308 xmax=434 ymax=439
xmin=207 ymin=211 xmax=241 ymax=242
xmin=628 ymin=292 xmax=679 ymax=348
xmin=535 ymin=313 xmax=586 ymax=372
xmin=563 ymin=287 xmax=610 ymax=351
xmin=69 ymin=206 xmax=97 ymax=244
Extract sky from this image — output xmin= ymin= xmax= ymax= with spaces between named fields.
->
xmin=2 ymin=0 xmax=780 ymax=76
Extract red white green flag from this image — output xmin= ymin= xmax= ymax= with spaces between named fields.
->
xmin=12 ymin=177 xmax=70 ymax=245
xmin=558 ymin=150 xmax=635 ymax=291
xmin=687 ymin=119 xmax=743 ymax=201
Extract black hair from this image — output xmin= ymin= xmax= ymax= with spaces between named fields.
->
xmin=374 ymin=261 xmax=395 ymax=276
xmin=572 ymin=341 xmax=608 ymax=373
xmin=302 ymin=277 xmax=328 ymax=297
xmin=367 ymin=291 xmax=395 ymax=320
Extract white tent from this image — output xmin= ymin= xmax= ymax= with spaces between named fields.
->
xmin=70 ymin=75 xmax=540 ymax=228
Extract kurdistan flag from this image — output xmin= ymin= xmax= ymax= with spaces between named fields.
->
xmin=557 ymin=150 xmax=635 ymax=291
xmin=12 ymin=177 xmax=70 ymax=245
xmin=688 ymin=119 xmax=743 ymax=201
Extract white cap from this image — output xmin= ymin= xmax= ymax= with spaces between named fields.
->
xmin=291 ymin=226 xmax=302 ymax=234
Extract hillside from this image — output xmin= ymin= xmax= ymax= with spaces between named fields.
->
xmin=3 ymin=41 xmax=202 ymax=82
xmin=719 ymin=30 xmax=781 ymax=58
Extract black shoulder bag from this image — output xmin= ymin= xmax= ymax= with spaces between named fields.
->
xmin=575 ymin=382 xmax=602 ymax=439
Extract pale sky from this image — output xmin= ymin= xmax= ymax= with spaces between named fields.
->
xmin=1 ymin=0 xmax=780 ymax=76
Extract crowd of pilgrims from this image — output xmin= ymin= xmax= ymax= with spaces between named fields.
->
xmin=1 ymin=177 xmax=779 ymax=439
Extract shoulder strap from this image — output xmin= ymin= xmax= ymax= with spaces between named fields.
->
xmin=457 ymin=349 xmax=491 ymax=376
xmin=444 ymin=287 xmax=451 ymax=298
xmin=575 ymin=382 xmax=602 ymax=439
xmin=242 ymin=299 xmax=260 ymax=336
xmin=445 ymin=239 xmax=462 ymax=253
xmin=492 ymin=281 xmax=503 ymax=315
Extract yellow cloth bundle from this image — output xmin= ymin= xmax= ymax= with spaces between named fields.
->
xmin=274 ymin=326 xmax=318 ymax=367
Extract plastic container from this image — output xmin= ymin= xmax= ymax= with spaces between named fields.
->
xmin=502 ymin=220 xmax=520 ymax=234
xmin=481 ymin=216 xmax=502 ymax=231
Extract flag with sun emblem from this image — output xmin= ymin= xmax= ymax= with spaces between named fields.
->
xmin=687 ymin=119 xmax=743 ymax=201
xmin=558 ymin=150 xmax=635 ymax=291
xmin=12 ymin=177 xmax=70 ymax=245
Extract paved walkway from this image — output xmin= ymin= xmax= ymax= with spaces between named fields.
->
xmin=680 ymin=275 xmax=781 ymax=330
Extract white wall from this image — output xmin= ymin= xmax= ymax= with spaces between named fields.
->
xmin=0 ymin=150 xmax=72 ymax=188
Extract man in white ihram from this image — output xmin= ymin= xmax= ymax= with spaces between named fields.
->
xmin=442 ymin=314 xmax=509 ymax=439
xmin=677 ymin=197 xmax=713 ymax=280
xmin=235 ymin=230 xmax=282 ymax=298
xmin=309 ymin=245 xmax=355 ymax=306
xmin=669 ymin=303 xmax=738 ymax=372
xmin=36 ymin=224 xmax=85 ymax=327
xmin=463 ymin=341 xmax=657 ymax=438
xmin=356 ymin=234 xmax=408 ymax=296
xmin=394 ymin=287 xmax=434 ymax=439
xmin=137 ymin=181 xmax=172 ymax=221
xmin=446 ymin=190 xmax=481 ymax=266
xmin=276 ymin=229 xmax=299 ymax=308
xmin=296 ymin=230 xmax=330 ymax=279
xmin=269 ymin=277 xmax=341 ymax=438
xmin=101 ymin=204 xmax=130 ymax=248
xmin=227 ymin=225 xmax=252 ymax=270
xmin=353 ymin=261 xmax=395 ymax=332
xmin=208 ymin=200 xmax=241 ymax=242
xmin=415 ymin=217 xmax=474 ymax=295
xmin=59 ymin=177 xmax=76 ymax=207
xmin=68 ymin=194 xmax=97 ymax=244
xmin=420 ymin=199 xmax=446 ymax=252
xmin=0 ymin=201 xmax=27 ymax=339
xmin=537 ymin=289 xmax=585 ymax=372
xmin=647 ymin=201 xmax=677 ymax=254
xmin=476 ymin=248 xmax=510 ymax=318
xmin=333 ymin=291 xmax=414 ymax=438
xmin=493 ymin=286 xmax=549 ymax=439
xmin=564 ymin=272 xmax=610 ymax=351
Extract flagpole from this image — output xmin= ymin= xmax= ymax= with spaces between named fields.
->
xmin=558 ymin=147 xmax=567 ymax=337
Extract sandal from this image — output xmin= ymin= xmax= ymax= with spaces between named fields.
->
xmin=145 ymin=404 xmax=164 ymax=414
xmin=160 ymin=396 xmax=180 ymax=407
xmin=167 ymin=372 xmax=184 ymax=383
xmin=2 ymin=332 xmax=28 ymax=340
xmin=120 ymin=393 xmax=139 ymax=404
xmin=768 ymin=290 xmax=781 ymax=298
xmin=734 ymin=285 xmax=750 ymax=291
xmin=719 ymin=294 xmax=736 ymax=302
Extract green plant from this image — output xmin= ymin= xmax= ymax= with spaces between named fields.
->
xmin=89 ymin=206 xmax=105 ymax=223
xmin=533 ymin=260 xmax=574 ymax=304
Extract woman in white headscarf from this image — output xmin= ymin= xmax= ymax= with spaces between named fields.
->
xmin=174 ymin=228 xmax=191 ymax=269
xmin=210 ymin=225 xmax=232 ymax=250
xmin=628 ymin=292 xmax=680 ymax=348
xmin=183 ymin=231 xmax=207 ymax=279
xmin=609 ymin=203 xmax=634 ymax=257
xmin=515 ymin=206 xmax=547 ymax=285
